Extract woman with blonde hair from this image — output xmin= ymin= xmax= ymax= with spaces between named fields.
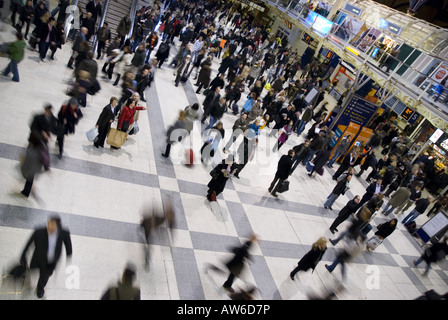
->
xmin=290 ymin=237 xmax=327 ymax=280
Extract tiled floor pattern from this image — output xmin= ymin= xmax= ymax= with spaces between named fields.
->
xmin=0 ymin=21 xmax=447 ymax=300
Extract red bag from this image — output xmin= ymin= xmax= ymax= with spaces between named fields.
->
xmin=185 ymin=148 xmax=194 ymax=167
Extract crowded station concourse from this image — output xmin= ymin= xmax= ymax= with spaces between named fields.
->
xmin=0 ymin=0 xmax=447 ymax=301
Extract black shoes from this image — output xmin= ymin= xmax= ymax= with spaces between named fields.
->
xmin=37 ymin=287 xmax=44 ymax=298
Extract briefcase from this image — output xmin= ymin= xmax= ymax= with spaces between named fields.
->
xmin=277 ymin=180 xmax=290 ymax=193
xmin=106 ymin=128 xmax=128 ymax=148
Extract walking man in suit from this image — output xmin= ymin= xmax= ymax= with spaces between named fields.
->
xmin=269 ymin=149 xmax=295 ymax=198
xmin=20 ymin=216 xmax=73 ymax=298
xmin=94 ymin=97 xmax=118 ymax=148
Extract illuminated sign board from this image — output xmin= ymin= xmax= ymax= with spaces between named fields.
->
xmin=302 ymin=33 xmax=314 ymax=44
xmin=343 ymin=3 xmax=362 ymax=16
xmin=400 ymin=106 xmax=414 ymax=120
xmin=379 ymin=18 xmax=402 ymax=36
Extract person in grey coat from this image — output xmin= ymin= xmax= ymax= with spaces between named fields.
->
xmin=327 ymin=135 xmax=352 ymax=168
xmin=162 ymin=110 xmax=187 ymax=158
xmin=382 ymin=186 xmax=411 ymax=216
xmin=184 ymin=103 xmax=200 ymax=134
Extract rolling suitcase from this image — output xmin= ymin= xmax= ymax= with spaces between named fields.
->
xmin=185 ymin=148 xmax=194 ymax=167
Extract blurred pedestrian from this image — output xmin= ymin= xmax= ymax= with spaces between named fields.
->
xmin=20 ymin=132 xmax=50 ymax=197
xmin=140 ymin=200 xmax=175 ymax=268
xmin=413 ymin=237 xmax=448 ymax=276
xmin=56 ymin=98 xmax=83 ymax=158
xmin=290 ymin=237 xmax=327 ymax=280
xmin=162 ymin=110 xmax=187 ymax=158
xmin=20 ymin=215 xmax=72 ymax=298
xmin=100 ymin=263 xmax=141 ymax=300
xmin=325 ymin=234 xmax=365 ymax=281
xmin=223 ymin=234 xmax=257 ymax=293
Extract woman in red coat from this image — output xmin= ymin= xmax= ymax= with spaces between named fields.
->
xmin=117 ymin=99 xmax=146 ymax=132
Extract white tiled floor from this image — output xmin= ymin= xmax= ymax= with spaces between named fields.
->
xmin=0 ymin=20 xmax=447 ymax=301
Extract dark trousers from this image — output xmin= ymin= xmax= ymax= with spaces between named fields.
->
xmin=97 ymin=40 xmax=106 ymax=59
xmin=333 ymin=165 xmax=348 ymax=180
xmin=18 ymin=19 xmax=31 ymax=38
xmin=223 ymin=273 xmax=235 ymax=288
xmin=57 ymin=126 xmax=66 ymax=156
xmin=162 ymin=143 xmax=171 ymax=157
xmin=196 ymin=83 xmax=205 ymax=93
xmin=290 ymin=265 xmax=305 ymax=277
xmin=21 ymin=177 xmax=34 ymax=197
xmin=95 ymin=125 xmax=110 ymax=148
xmin=37 ymin=263 xmax=56 ymax=290
xmin=269 ymin=176 xmax=284 ymax=195
xmin=39 ymin=41 xmax=50 ymax=60
xmin=427 ymin=203 xmax=442 ymax=217
xmin=329 ymin=214 xmax=350 ymax=232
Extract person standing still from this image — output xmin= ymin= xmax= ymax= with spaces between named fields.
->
xmin=94 ymin=97 xmax=118 ymax=148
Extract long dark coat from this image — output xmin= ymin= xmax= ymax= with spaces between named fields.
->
xmin=296 ymin=247 xmax=327 ymax=272
xmin=208 ymin=162 xmax=237 ymax=196
xmin=275 ymin=154 xmax=294 ymax=180
xmin=226 ymin=240 xmax=252 ymax=276
xmin=198 ymin=64 xmax=211 ymax=87
xmin=312 ymin=149 xmax=331 ymax=172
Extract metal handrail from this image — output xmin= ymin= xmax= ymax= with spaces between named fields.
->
xmin=91 ymin=0 xmax=110 ymax=53
xmin=64 ymin=0 xmax=79 ymax=41
xmin=125 ymin=0 xmax=140 ymax=44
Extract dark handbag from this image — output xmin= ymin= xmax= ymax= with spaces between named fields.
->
xmin=180 ymin=74 xmax=188 ymax=82
xmin=277 ymin=180 xmax=290 ymax=193
xmin=9 ymin=264 xmax=27 ymax=278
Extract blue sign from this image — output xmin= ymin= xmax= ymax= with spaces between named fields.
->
xmin=344 ymin=3 xmax=362 ymax=16
xmin=408 ymin=111 xmax=420 ymax=125
xmin=338 ymin=95 xmax=378 ymax=127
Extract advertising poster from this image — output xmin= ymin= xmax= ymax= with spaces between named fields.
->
xmin=333 ymin=16 xmax=365 ymax=42
xmin=330 ymin=122 xmax=361 ymax=158
xmin=355 ymin=127 xmax=373 ymax=147
xmin=431 ymin=63 xmax=448 ymax=83
xmin=331 ymin=66 xmax=355 ymax=94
